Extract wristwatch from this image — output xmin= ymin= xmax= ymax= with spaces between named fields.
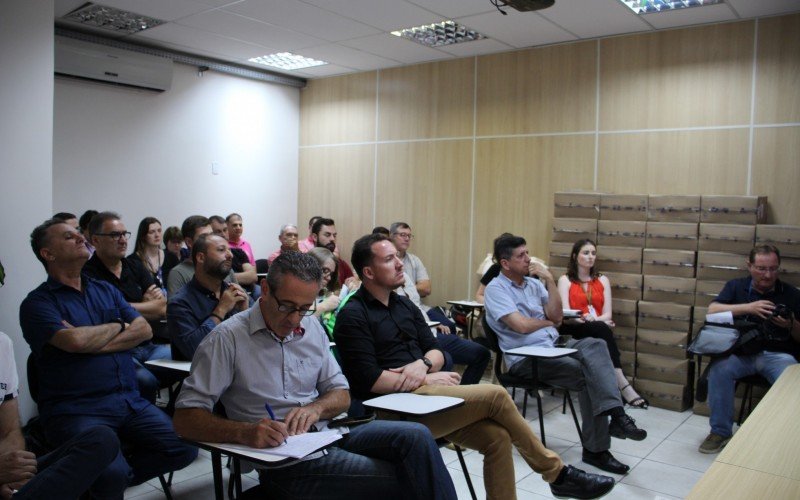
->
xmin=421 ymin=356 xmax=433 ymax=372
xmin=115 ymin=318 xmax=126 ymax=333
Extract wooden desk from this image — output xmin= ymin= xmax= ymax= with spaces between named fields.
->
xmin=446 ymin=300 xmax=484 ymax=339
xmin=688 ymin=364 xmax=800 ymax=499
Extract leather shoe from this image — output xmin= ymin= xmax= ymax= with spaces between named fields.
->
xmin=609 ymin=414 xmax=647 ymax=441
xmin=582 ymin=449 xmax=630 ymax=474
xmin=550 ymin=465 xmax=615 ymax=499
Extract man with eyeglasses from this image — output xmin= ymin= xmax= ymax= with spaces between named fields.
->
xmin=167 ymin=234 xmax=250 ymax=360
xmin=173 ymin=251 xmax=457 ymax=499
xmin=82 ymin=211 xmax=171 ymax=403
xmin=19 ymin=219 xmax=197 ymax=498
xmin=267 ymin=223 xmax=300 ymax=264
xmin=701 ymin=244 xmax=800 ymax=454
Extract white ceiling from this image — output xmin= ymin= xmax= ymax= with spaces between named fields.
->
xmin=54 ymin=0 xmax=800 ymax=80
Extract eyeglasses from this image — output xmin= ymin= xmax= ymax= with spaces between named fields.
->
xmin=269 ymin=290 xmax=316 ymax=316
xmin=321 ymin=268 xmax=334 ymax=277
xmin=394 ymin=232 xmax=413 ymax=240
xmin=753 ymin=266 xmax=780 ymax=274
xmin=95 ymin=231 xmax=131 ymax=241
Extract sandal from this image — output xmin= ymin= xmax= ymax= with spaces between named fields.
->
xmin=620 ymin=384 xmax=649 ymax=409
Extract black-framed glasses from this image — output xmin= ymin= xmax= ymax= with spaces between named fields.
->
xmin=95 ymin=231 xmax=131 ymax=241
xmin=393 ymin=232 xmax=413 ymax=240
xmin=269 ymin=290 xmax=316 ymax=316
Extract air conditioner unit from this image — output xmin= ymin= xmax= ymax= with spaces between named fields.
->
xmin=55 ymin=36 xmax=173 ymax=92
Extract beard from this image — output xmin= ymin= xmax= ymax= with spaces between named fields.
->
xmin=206 ymin=260 xmax=231 ymax=280
xmin=318 ymin=241 xmax=336 ymax=252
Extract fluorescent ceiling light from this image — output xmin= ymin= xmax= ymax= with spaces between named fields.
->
xmin=248 ymin=53 xmax=328 ymax=71
xmin=391 ymin=20 xmax=487 ymax=48
xmin=619 ymin=0 xmax=724 ymax=14
xmin=62 ymin=3 xmax=164 ymax=34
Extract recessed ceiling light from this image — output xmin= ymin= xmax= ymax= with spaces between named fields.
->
xmin=62 ymin=3 xmax=164 ymax=34
xmin=391 ymin=20 xmax=487 ymax=48
xmin=248 ymin=53 xmax=328 ymax=71
xmin=619 ymin=0 xmax=724 ymax=15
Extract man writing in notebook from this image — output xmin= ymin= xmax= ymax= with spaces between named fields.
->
xmin=334 ymin=233 xmax=614 ymax=500
xmin=173 ymin=252 xmax=456 ymax=499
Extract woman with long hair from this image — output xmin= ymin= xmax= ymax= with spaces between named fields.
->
xmin=129 ymin=217 xmax=172 ymax=293
xmin=557 ymin=239 xmax=648 ymax=409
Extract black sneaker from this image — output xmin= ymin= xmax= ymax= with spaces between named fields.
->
xmin=609 ymin=414 xmax=647 ymax=441
xmin=550 ymin=465 xmax=615 ymax=499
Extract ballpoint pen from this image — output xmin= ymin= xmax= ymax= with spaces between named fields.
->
xmin=265 ymin=403 xmax=287 ymax=445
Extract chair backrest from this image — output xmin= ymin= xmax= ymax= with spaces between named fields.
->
xmin=481 ymin=315 xmax=506 ymax=379
xmin=255 ymin=259 xmax=269 ymax=274
xmin=26 ymin=353 xmax=39 ymax=403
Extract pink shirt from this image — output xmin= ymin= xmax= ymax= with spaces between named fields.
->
xmin=229 ymin=239 xmax=255 ymax=266
xmin=298 ymin=236 xmax=315 ymax=253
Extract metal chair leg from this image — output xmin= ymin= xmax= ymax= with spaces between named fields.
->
xmin=157 ymin=474 xmax=173 ymax=500
xmin=536 ymin=392 xmax=546 ymax=448
xmin=522 ymin=389 xmax=528 ymax=419
xmin=565 ymin=391 xmax=583 ymax=445
xmin=454 ymin=445 xmax=477 ymax=500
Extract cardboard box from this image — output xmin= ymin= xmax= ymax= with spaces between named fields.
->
xmin=779 ymin=257 xmax=800 ymax=288
xmin=600 ymin=194 xmax=648 ymax=221
xmin=637 ymin=353 xmax=690 ymax=384
xmin=635 ymin=378 xmax=691 ymax=411
xmin=643 ymin=276 xmax=696 ymax=305
xmin=700 ymin=195 xmax=768 ymax=225
xmin=694 ymin=280 xmax=726 ymax=307
xmin=698 ymin=223 xmax=755 ymax=255
xmin=645 ymin=222 xmax=699 ymax=251
xmin=642 ymin=249 xmax=696 ymax=278
xmin=696 ymin=252 xmax=747 ymax=281
xmin=604 ymin=272 xmax=642 ymax=301
xmin=548 ymin=242 xmax=573 ymax=268
xmin=637 ymin=301 xmax=692 ymax=332
xmin=614 ymin=326 xmax=637 ymax=352
xmin=596 ymin=246 xmax=642 ymax=274
xmin=554 ymin=192 xmax=601 ymax=219
xmin=619 ymin=350 xmax=636 ymax=378
xmin=552 ymin=218 xmax=597 ymax=243
xmin=647 ymin=195 xmax=701 ymax=223
xmin=636 ymin=328 xmax=688 ymax=358
xmin=597 ymin=220 xmax=646 ymax=248
xmin=612 ymin=299 xmax=638 ymax=327
xmin=756 ymin=225 xmax=800 ymax=258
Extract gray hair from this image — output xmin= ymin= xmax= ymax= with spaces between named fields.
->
xmin=279 ymin=224 xmax=298 ymax=236
xmin=266 ymin=251 xmax=322 ymax=291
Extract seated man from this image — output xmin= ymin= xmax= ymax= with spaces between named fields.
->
xmin=483 ymin=234 xmax=646 ymax=475
xmin=335 ymin=233 xmax=614 ymax=500
xmin=173 ymin=252 xmax=457 ymax=500
xmin=82 ymin=211 xmax=170 ymax=402
xmin=168 ymin=215 xmax=237 ymax=296
xmin=210 ymin=215 xmax=257 ymax=293
xmin=267 ymin=224 xmax=300 ymax=263
xmin=389 ymin=222 xmax=490 ymax=385
xmin=700 ymin=244 xmax=800 ymax=454
xmin=311 ymin=218 xmax=355 ymax=285
xmin=167 ymin=234 xmax=250 ymax=360
xmin=19 ymin=219 xmax=197 ymax=498
xmin=1 ymin=331 xmax=119 ymax=499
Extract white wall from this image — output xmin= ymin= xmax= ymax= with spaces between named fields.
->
xmin=54 ymin=62 xmax=300 ymax=259
xmin=0 ymin=0 xmax=55 ymax=421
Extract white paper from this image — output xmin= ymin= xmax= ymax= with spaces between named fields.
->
xmin=363 ymin=393 xmax=463 ymax=415
xmin=706 ymin=311 xmax=734 ymax=324
xmin=338 ymin=285 xmax=349 ymax=299
xmin=203 ymin=430 xmax=342 ymax=461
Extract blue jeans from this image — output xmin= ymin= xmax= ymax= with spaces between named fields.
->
xmin=708 ymin=351 xmax=797 ymax=437
xmin=131 ymin=342 xmax=172 ymax=403
xmin=427 ymin=308 xmax=490 ymax=385
xmin=14 ymin=427 xmax=119 ymax=499
xmin=44 ymin=404 xmax=198 ymax=499
xmin=254 ymin=420 xmax=457 ymax=500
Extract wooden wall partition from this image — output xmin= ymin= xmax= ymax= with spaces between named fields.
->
xmin=299 ymin=14 xmax=800 ymax=305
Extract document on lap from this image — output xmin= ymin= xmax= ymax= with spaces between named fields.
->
xmin=203 ymin=430 xmax=342 ymax=460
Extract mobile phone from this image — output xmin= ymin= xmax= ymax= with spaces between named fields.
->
xmin=328 ymin=413 xmax=376 ymax=428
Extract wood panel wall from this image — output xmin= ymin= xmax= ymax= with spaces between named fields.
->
xmin=299 ymin=14 xmax=800 ymax=306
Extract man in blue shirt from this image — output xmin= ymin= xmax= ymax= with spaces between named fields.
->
xmin=701 ymin=245 xmax=800 ymax=454
xmin=19 ymin=219 xmax=197 ymax=498
xmin=484 ymin=234 xmax=646 ymax=475
xmin=167 ymin=234 xmax=250 ymax=360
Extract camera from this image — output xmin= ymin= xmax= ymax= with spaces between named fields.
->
xmin=772 ymin=303 xmax=792 ymax=320
xmin=761 ymin=303 xmax=792 ymax=341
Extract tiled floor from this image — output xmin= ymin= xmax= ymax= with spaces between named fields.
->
xmin=127 ymin=388 xmax=720 ymax=500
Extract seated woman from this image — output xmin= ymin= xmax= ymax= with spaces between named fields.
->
xmin=307 ymin=247 xmax=345 ymax=329
xmin=557 ymin=239 xmax=648 ymax=409
xmin=129 ymin=217 xmax=176 ymax=296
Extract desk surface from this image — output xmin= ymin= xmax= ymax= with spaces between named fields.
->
xmin=505 ymin=346 xmax=577 ymax=358
xmin=446 ymin=300 xmax=483 ymax=308
xmin=145 ymin=359 xmax=191 ymax=373
xmin=688 ymin=364 xmax=800 ymax=498
xmin=363 ymin=393 xmax=464 ymax=416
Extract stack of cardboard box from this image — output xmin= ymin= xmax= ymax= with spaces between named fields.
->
xmin=550 ymin=192 xmax=800 ymax=414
